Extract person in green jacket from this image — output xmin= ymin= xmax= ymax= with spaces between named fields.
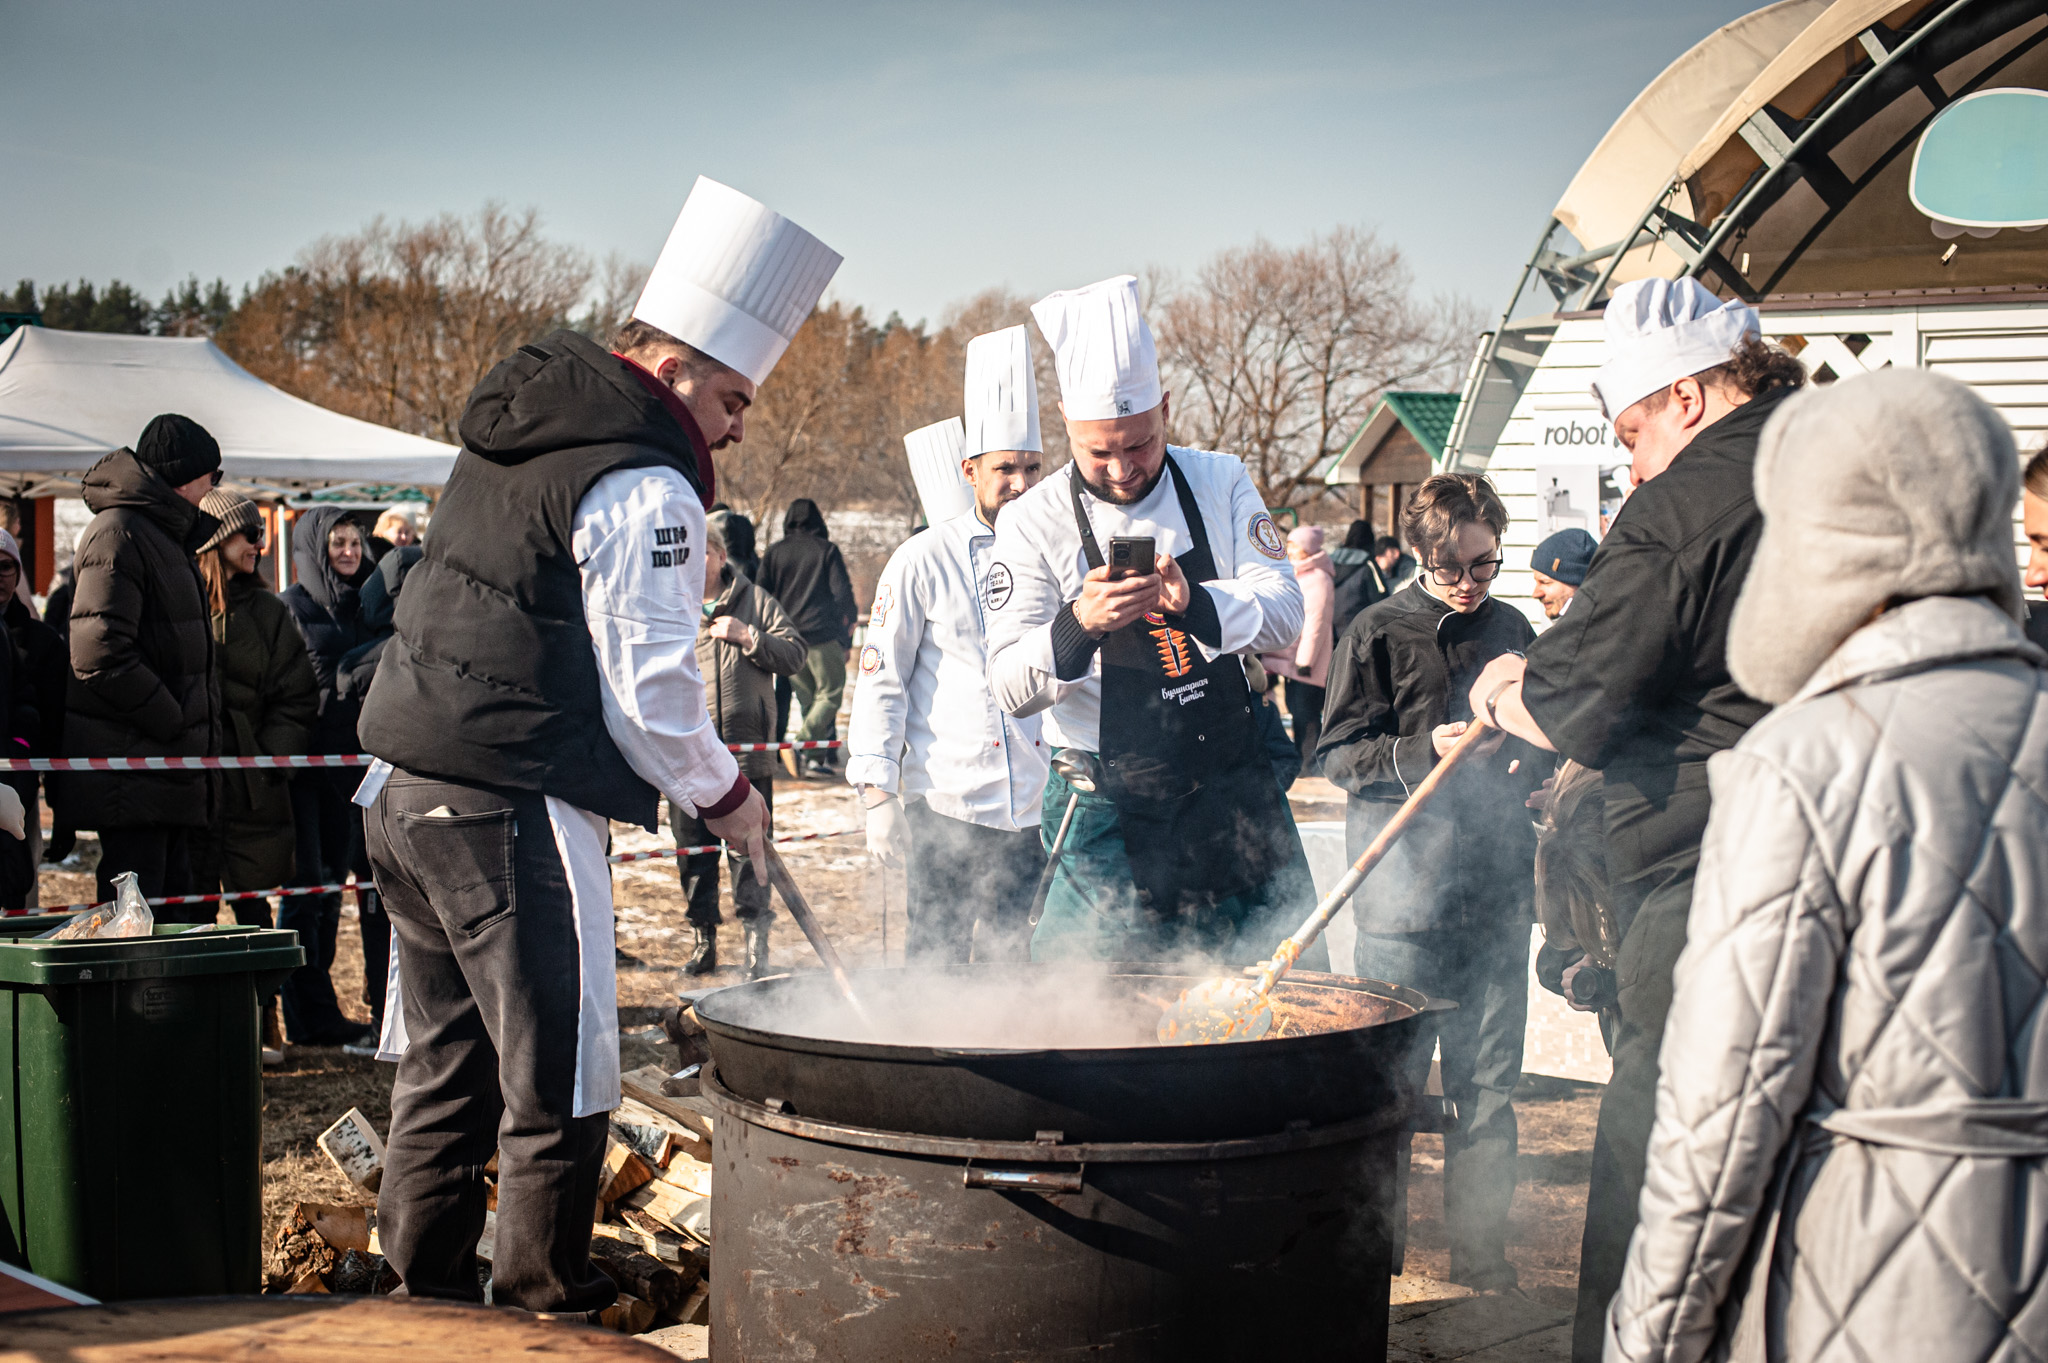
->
xmin=194 ymin=490 xmax=319 ymax=1049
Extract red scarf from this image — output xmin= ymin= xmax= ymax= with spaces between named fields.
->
xmin=613 ymin=352 xmax=717 ymax=509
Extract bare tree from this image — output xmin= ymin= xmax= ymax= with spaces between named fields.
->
xmin=1151 ymin=227 xmax=1478 ymax=511
xmin=219 ymin=204 xmax=593 ymax=443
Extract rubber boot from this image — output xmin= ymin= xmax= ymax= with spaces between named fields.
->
xmin=744 ymin=917 xmax=772 ymax=981
xmin=262 ymin=999 xmax=286 ymax=1067
xmin=684 ymin=924 xmax=718 ymax=976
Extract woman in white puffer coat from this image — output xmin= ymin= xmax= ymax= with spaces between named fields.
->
xmin=1605 ymin=369 xmax=2048 ymax=1363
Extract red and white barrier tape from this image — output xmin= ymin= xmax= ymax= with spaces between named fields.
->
xmin=0 ymin=741 xmax=842 ymax=772
xmin=7 ymin=826 xmax=861 ymax=916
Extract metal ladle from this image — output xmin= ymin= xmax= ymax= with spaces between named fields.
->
xmin=1026 ymin=750 xmax=1104 ymax=928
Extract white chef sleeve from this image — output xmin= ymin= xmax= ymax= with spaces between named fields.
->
xmin=1199 ymin=464 xmax=1303 ymax=656
xmin=984 ymin=500 xmax=1083 ymax=718
xmin=843 ymin=545 xmax=924 ymax=795
xmin=573 ymin=467 xmax=742 ymax=818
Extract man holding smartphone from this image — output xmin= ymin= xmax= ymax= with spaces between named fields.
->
xmin=985 ymin=275 xmax=1315 ymax=964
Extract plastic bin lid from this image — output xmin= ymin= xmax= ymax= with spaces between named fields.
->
xmin=0 ymin=924 xmax=306 ymax=987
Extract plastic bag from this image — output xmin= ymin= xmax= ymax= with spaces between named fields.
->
xmin=101 ymin=872 xmax=153 ymax=938
xmin=35 ymin=872 xmax=154 ymax=941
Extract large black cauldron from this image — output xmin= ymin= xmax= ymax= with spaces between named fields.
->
xmin=695 ymin=964 xmax=1437 ymax=1361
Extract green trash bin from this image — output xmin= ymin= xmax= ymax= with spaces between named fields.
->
xmin=0 ymin=918 xmax=303 ymax=1299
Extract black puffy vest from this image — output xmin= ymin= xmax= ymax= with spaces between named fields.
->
xmin=358 ymin=330 xmax=705 ymax=829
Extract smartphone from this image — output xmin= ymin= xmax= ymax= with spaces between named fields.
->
xmin=1106 ymin=536 xmax=1156 ymax=581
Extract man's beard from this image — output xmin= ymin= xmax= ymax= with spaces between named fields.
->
xmin=1078 ymin=460 xmax=1167 ymax=507
xmin=977 ymin=494 xmax=1009 ymax=525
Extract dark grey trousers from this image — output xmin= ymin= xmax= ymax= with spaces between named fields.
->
xmin=365 ymin=771 xmax=614 ymax=1315
xmin=903 ymin=798 xmax=1044 ymax=963
xmin=1353 ymin=923 xmax=1529 ymax=1291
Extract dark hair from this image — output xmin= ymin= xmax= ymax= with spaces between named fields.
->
xmin=610 ymin=319 xmax=735 ymax=381
xmin=1639 ymin=334 xmax=1806 ymax=415
xmin=2026 ymin=447 xmax=2048 ymax=501
xmin=1342 ymin=519 xmax=1373 ymax=551
xmin=1373 ymin=535 xmax=1402 ymax=556
xmin=1400 ymin=474 xmax=1508 ymax=570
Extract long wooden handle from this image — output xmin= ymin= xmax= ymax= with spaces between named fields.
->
xmin=1259 ymin=719 xmax=1499 ymax=990
xmin=760 ymin=844 xmax=872 ymax=1022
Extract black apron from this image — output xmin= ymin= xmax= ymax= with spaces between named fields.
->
xmin=1069 ymin=456 xmax=1298 ymax=920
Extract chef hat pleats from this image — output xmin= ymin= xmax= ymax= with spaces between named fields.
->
xmin=631 ymin=176 xmax=843 ymax=387
xmin=905 ymin=417 xmax=975 ymax=525
xmin=1590 ymin=278 xmax=1761 ymax=419
xmin=963 ymin=326 xmax=1042 ymax=456
xmin=1029 ymin=275 xmax=1162 ymax=422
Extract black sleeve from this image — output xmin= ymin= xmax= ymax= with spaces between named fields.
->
xmin=1315 ymin=624 xmax=1434 ymax=795
xmin=1172 ymin=585 xmax=1222 ymax=649
xmin=1521 ymin=529 xmax=1696 ymax=769
xmin=1051 ymin=603 xmax=1100 ymax=682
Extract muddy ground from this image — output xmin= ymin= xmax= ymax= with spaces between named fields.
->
xmin=43 ymin=771 xmax=1598 ymax=1308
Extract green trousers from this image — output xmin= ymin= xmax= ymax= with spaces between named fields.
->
xmin=1029 ymin=755 xmax=1325 ymax=968
xmin=790 ymin=642 xmax=847 ymax=743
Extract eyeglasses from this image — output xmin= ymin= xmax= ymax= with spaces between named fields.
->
xmin=209 ymin=470 xmax=224 ymax=487
xmin=1426 ymin=556 xmax=1504 ymax=587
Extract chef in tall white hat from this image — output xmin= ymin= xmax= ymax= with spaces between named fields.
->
xmin=845 ymin=326 xmax=1050 ymax=961
xmin=1458 ymin=274 xmax=1809 ymax=1357
xmin=983 ymin=276 xmax=1315 ymax=964
xmin=356 ymin=176 xmax=838 ymax=1316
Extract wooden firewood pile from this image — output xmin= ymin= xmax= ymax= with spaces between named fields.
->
xmin=267 ymin=1008 xmax=719 ymax=1340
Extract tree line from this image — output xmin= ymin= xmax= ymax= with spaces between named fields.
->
xmin=8 ymin=205 xmax=1476 ymax=541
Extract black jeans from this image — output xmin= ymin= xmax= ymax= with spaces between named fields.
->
xmin=281 ymin=772 xmax=355 ymax=1042
xmin=366 ymin=771 xmax=615 ymax=1315
xmin=96 ymin=825 xmax=202 ymax=922
xmin=903 ymin=799 xmax=1045 ymax=963
xmin=1571 ymin=763 xmax=1712 ymax=1363
xmin=1353 ymin=923 xmax=1528 ymax=1290
xmin=669 ymin=778 xmax=773 ymax=927
xmin=1283 ymin=678 xmax=1325 ymax=776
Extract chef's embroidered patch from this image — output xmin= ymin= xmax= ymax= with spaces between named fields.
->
xmin=859 ymin=645 xmax=883 ymax=675
xmin=1248 ymin=513 xmax=1285 ymax=560
xmin=871 ymin=584 xmax=893 ymax=628
xmin=984 ymin=562 xmax=1014 ymax=611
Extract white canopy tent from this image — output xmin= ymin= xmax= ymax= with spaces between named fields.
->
xmin=0 ymin=327 xmax=457 ymax=494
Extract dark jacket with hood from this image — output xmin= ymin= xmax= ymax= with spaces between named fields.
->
xmin=757 ymin=499 xmax=858 ymax=647
xmin=699 ymin=565 xmax=806 ymax=784
xmin=358 ymin=328 xmax=708 ymax=829
xmin=215 ymin=571 xmax=319 ymax=830
xmin=55 ymin=448 xmax=222 ymax=828
xmin=280 ymin=507 xmax=376 ymax=754
xmin=1317 ymin=581 xmax=1543 ymax=933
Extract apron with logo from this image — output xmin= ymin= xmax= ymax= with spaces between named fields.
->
xmin=1037 ymin=455 xmax=1308 ymax=959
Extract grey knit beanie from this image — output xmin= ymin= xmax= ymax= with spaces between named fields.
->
xmin=198 ymin=488 xmax=262 ymax=554
xmin=1728 ymin=368 xmax=2023 ymax=704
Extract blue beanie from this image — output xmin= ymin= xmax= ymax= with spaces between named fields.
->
xmin=1531 ymin=529 xmax=1597 ymax=586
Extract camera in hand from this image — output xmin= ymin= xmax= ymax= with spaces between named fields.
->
xmin=1107 ymin=536 xmax=1155 ymax=581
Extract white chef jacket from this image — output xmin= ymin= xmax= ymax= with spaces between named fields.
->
xmin=984 ymin=447 xmax=1303 ymax=753
xmin=845 ymin=509 xmax=1047 ymax=831
xmin=379 ymin=464 xmax=741 ymax=1115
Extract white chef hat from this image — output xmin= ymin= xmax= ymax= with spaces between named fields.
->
xmin=963 ymin=326 xmax=1042 ymax=457
xmin=1030 ymin=275 xmax=1161 ymax=421
xmin=1591 ymin=277 xmax=1760 ymax=419
xmin=631 ymin=176 xmax=843 ymax=387
xmin=904 ymin=417 xmax=975 ymax=525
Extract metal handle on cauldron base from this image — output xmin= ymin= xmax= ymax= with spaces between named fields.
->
xmin=963 ymin=1165 xmax=1086 ymax=1195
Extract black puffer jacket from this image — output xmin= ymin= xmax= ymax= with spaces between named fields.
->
xmin=757 ymin=498 xmax=858 ymax=647
xmin=55 ymin=449 xmax=221 ymax=828
xmin=1317 ymin=582 xmax=1543 ymax=932
xmin=280 ymin=507 xmax=375 ymax=754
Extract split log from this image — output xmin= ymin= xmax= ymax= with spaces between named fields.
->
xmin=620 ymin=1068 xmax=713 ymax=1140
xmin=676 ymin=1281 xmax=711 ymax=1326
xmin=588 ymin=1237 xmax=683 ymax=1315
xmin=619 ymin=1181 xmax=709 ymax=1242
xmin=616 ymin=1097 xmax=711 ymax=1165
xmin=599 ymin=1137 xmax=654 ymax=1205
xmin=603 ymin=1213 xmax=687 ymax=1264
xmin=611 ymin=1119 xmax=676 ymax=1168
xmin=317 ymin=1108 xmax=386 ymax=1195
xmin=655 ymin=1157 xmax=713 ymax=1198
xmin=599 ymin=1290 xmax=656 ymax=1335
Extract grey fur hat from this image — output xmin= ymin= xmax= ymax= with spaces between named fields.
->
xmin=1728 ymin=368 xmax=2023 ymax=705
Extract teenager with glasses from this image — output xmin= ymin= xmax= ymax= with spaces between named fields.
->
xmin=1315 ymin=472 xmax=1545 ymax=1293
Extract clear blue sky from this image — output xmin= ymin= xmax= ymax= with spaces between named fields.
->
xmin=3 ymin=1 xmax=1762 ymax=326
